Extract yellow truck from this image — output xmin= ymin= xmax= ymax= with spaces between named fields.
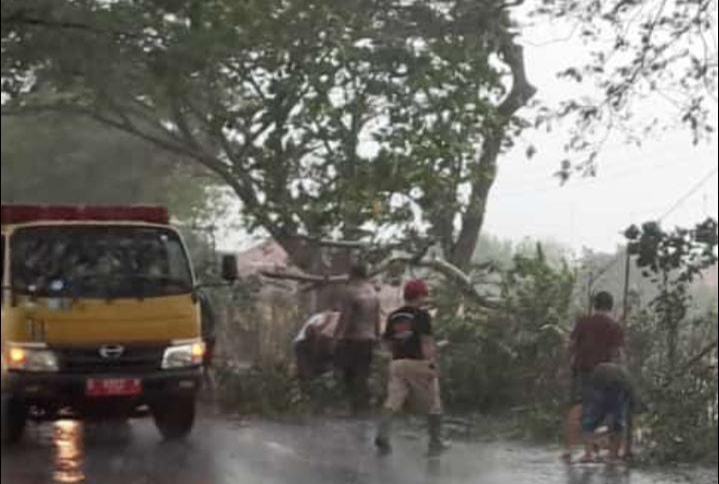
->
xmin=1 ymin=205 xmax=233 ymax=444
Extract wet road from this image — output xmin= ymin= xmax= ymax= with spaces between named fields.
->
xmin=2 ymin=417 xmax=717 ymax=484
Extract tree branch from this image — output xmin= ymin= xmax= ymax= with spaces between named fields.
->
xmin=310 ymin=239 xmax=375 ymax=250
xmin=682 ymin=339 xmax=718 ymax=373
xmin=660 ymin=338 xmax=718 ymax=390
xmin=1 ymin=10 xmax=139 ymax=40
xmin=497 ymin=35 xmax=538 ymax=117
xmin=374 ymin=253 xmax=502 ymax=309
xmin=260 ymin=270 xmax=348 ymax=285
xmin=6 ymin=102 xmax=259 ymax=218
xmin=259 ymin=249 xmax=500 ymax=310
xmin=451 ymin=30 xmax=537 ymax=271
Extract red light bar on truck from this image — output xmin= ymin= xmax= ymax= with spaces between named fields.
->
xmin=1 ymin=205 xmax=170 ymax=225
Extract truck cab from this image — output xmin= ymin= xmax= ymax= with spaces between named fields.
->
xmin=1 ymin=205 xmax=206 ymax=444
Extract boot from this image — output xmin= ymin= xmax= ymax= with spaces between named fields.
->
xmin=427 ymin=414 xmax=451 ymax=457
xmin=375 ymin=412 xmax=393 ymax=455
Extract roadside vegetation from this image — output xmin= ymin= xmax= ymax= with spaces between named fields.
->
xmin=194 ymin=222 xmax=717 ymax=465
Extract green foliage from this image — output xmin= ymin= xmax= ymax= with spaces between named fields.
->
xmin=641 ymin=362 xmax=718 ymax=464
xmin=502 ymin=244 xmax=576 ymax=342
xmin=627 ymin=308 xmax=718 ymax=464
xmin=1 ymin=113 xmax=217 ymax=221
xmin=626 ymin=219 xmax=718 ymax=368
xmin=626 ymin=219 xmax=718 ymax=282
xmin=436 ymin=244 xmax=576 ymax=414
xmin=2 ymin=0 xmax=529 ymax=271
xmin=438 ymin=230 xmax=718 ymax=463
xmin=622 ymin=220 xmax=718 ymax=464
xmin=215 ymin=361 xmax=304 ymax=416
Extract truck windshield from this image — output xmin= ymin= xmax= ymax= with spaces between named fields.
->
xmin=11 ymin=226 xmax=193 ymax=299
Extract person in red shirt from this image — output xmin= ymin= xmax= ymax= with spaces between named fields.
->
xmin=563 ymin=291 xmax=625 ymax=462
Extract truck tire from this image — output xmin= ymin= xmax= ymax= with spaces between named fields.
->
xmin=153 ymin=398 xmax=196 ymax=441
xmin=1 ymin=397 xmax=28 ymax=446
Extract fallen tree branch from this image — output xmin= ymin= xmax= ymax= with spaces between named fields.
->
xmin=374 ymin=254 xmax=502 ymax=310
xmin=1 ymin=8 xmax=144 ymax=40
xmin=260 ymin=251 xmax=501 ymax=310
xmin=260 ymin=270 xmax=348 ymax=285
xmin=660 ymin=339 xmax=718 ymax=390
xmin=294 ymin=237 xmax=376 ymax=250
xmin=288 ymin=236 xmax=435 ymax=257
xmin=681 ymin=339 xmax=718 ymax=373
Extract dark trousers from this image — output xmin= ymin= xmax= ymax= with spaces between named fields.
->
xmin=295 ymin=336 xmax=335 ymax=381
xmin=295 ymin=340 xmax=315 ymax=381
xmin=335 ymin=340 xmax=374 ymax=415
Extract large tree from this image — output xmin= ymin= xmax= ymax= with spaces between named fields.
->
xmin=1 ymin=0 xmax=536 ymax=280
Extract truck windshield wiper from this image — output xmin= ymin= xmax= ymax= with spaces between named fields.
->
xmin=71 ymin=274 xmax=124 ymax=299
xmin=127 ymin=275 xmax=193 ymax=294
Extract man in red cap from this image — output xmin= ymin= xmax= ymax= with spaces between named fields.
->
xmin=375 ymin=279 xmax=450 ymax=457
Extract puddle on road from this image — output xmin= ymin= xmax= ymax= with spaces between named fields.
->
xmin=2 ymin=418 xmax=715 ymax=484
xmin=52 ymin=421 xmax=86 ymax=484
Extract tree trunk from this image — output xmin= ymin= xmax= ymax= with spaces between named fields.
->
xmin=450 ymin=128 xmax=502 ymax=272
xmin=448 ymin=35 xmax=537 ymax=273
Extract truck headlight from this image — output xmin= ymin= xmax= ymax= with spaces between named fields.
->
xmin=162 ymin=341 xmax=205 ymax=370
xmin=6 ymin=345 xmax=60 ymax=373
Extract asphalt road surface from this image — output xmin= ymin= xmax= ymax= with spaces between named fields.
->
xmin=1 ymin=417 xmax=717 ymax=484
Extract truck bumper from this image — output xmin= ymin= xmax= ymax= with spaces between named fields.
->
xmin=3 ymin=369 xmax=201 ymax=419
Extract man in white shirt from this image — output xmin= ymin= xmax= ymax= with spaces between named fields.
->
xmin=294 ymin=311 xmax=340 ymax=380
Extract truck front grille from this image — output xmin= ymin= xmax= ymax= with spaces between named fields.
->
xmin=55 ymin=346 xmax=165 ymax=374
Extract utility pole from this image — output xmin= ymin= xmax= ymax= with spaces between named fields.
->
xmin=587 ymin=270 xmax=594 ymax=314
xmin=622 ymin=248 xmax=632 ymax=328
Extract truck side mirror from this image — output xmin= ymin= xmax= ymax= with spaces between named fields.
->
xmin=221 ymin=254 xmax=239 ymax=282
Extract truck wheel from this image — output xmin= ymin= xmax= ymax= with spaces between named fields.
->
xmin=153 ymin=399 xmax=196 ymax=441
xmin=1 ymin=397 xmax=28 ymax=446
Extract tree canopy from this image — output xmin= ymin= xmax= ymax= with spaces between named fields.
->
xmin=2 ymin=0 xmax=715 ymax=279
xmin=1 ymin=0 xmax=535 ymax=274
xmin=535 ymin=0 xmax=718 ymax=176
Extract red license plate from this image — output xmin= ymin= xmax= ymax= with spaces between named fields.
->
xmin=86 ymin=378 xmax=142 ymax=397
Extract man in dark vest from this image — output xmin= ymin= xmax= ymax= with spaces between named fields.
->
xmin=375 ymin=280 xmax=450 ymax=457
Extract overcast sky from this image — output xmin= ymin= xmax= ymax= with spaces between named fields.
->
xmin=483 ymin=21 xmax=719 ymax=255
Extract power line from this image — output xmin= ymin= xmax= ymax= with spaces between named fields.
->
xmin=495 ymin=155 xmax=700 ymax=200
xmin=590 ymin=167 xmax=719 ymax=286
xmin=657 ymin=167 xmax=719 ymax=222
